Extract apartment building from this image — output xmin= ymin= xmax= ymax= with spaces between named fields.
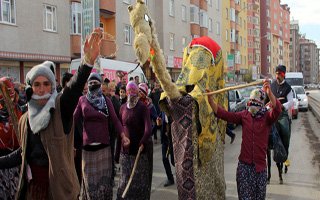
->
xmin=0 ymin=0 xmax=70 ymax=82
xmin=115 ymin=0 xmax=222 ymax=81
xmin=246 ymin=0 xmax=260 ymax=81
xmin=260 ymin=0 xmax=290 ymax=77
xmin=280 ymin=4 xmax=290 ymax=72
xmin=222 ymin=0 xmax=249 ymax=82
xmin=289 ymin=20 xmax=301 ymax=72
xmin=300 ymin=37 xmax=318 ymax=84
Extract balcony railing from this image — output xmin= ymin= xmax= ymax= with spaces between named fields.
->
xmin=100 ymin=0 xmax=115 ymax=14
xmin=100 ymin=39 xmax=117 ymax=58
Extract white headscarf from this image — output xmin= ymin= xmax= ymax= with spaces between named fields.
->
xmin=25 ymin=61 xmax=58 ymax=134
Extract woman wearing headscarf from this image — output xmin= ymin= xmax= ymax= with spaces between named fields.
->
xmin=116 ymin=81 xmax=152 ymax=200
xmin=73 ymin=73 xmax=129 ymax=200
xmin=0 ymin=77 xmax=22 ymax=200
xmin=207 ymin=80 xmax=282 ymax=200
xmin=0 ymin=28 xmax=102 ymax=200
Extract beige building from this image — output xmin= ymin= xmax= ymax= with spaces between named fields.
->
xmin=222 ymin=0 xmax=249 ymax=82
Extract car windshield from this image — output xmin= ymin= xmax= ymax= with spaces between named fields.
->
xmin=240 ymin=86 xmax=256 ymax=99
xmin=228 ymin=90 xmax=236 ymax=102
xmin=293 ymin=87 xmax=305 ymax=95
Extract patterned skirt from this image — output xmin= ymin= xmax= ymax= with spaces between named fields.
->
xmin=236 ymin=161 xmax=267 ymax=200
xmin=80 ymin=146 xmax=113 ymax=200
xmin=0 ymin=167 xmax=19 ymax=200
xmin=116 ymin=153 xmax=151 ymax=200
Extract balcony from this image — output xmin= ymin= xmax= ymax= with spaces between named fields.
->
xmin=230 ymin=42 xmax=236 ymax=50
xmin=70 ymin=35 xmax=81 ymax=58
xmin=200 ymin=27 xmax=208 ymax=37
xmin=190 ymin=24 xmax=201 ymax=36
xmin=199 ymin=0 xmax=207 ymax=10
xmin=100 ymin=0 xmax=115 ymax=14
xmin=100 ymin=38 xmax=117 ymax=58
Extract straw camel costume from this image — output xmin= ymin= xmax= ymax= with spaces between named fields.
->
xmin=128 ymin=1 xmax=228 ymax=199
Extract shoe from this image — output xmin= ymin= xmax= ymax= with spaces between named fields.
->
xmin=284 ymin=166 xmax=288 ymax=174
xmin=279 ymin=177 xmax=283 ymax=184
xmin=230 ymin=135 xmax=236 ymax=144
xmin=164 ymin=179 xmax=174 ymax=187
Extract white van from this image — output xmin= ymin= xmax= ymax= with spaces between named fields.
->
xmin=285 ymin=72 xmax=303 ymax=86
xmin=70 ymin=58 xmax=147 ymax=83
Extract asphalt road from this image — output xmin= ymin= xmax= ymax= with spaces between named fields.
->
xmin=113 ymin=96 xmax=320 ymax=199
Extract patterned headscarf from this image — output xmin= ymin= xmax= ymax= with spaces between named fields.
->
xmin=247 ymin=88 xmax=267 ymax=118
xmin=86 ymin=73 xmax=108 ymax=114
xmin=126 ymin=81 xmax=139 ymax=109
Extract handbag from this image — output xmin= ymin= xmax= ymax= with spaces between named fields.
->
xmin=272 ymin=124 xmax=288 ymax=163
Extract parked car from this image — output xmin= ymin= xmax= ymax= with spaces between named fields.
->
xmin=228 ymin=89 xmax=247 ymax=113
xmin=290 ymin=88 xmax=299 ymax=119
xmin=292 ymin=86 xmax=309 ymax=111
xmin=239 ymin=86 xmax=259 ymax=103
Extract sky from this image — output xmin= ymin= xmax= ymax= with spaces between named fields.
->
xmin=281 ymin=0 xmax=320 ymax=47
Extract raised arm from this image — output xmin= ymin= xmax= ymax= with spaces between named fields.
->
xmin=60 ymin=28 xmax=102 ymax=134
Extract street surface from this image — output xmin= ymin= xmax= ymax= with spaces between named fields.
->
xmin=114 ymin=90 xmax=320 ymax=199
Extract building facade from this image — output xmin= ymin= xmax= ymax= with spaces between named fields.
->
xmin=0 ymin=0 xmax=71 ymax=82
xmin=260 ymin=0 xmax=290 ymax=77
xmin=289 ymin=20 xmax=301 ymax=72
xmin=300 ymin=37 xmax=318 ymax=84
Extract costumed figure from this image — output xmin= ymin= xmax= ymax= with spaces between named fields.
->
xmin=0 ymin=77 xmax=22 ymax=200
xmin=127 ymin=1 xmax=228 ymax=199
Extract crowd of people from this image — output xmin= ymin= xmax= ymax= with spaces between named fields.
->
xmin=0 ymin=28 xmax=293 ymax=200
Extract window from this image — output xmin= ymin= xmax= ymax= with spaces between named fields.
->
xmin=144 ymin=0 xmax=148 ymax=5
xmin=226 ymin=8 xmax=228 ymax=19
xmin=43 ymin=4 xmax=57 ymax=32
xmin=216 ymin=0 xmax=220 ymax=11
xmin=208 ymin=0 xmax=212 ymax=6
xmin=181 ymin=5 xmax=186 ymax=21
xmin=199 ymin=10 xmax=208 ymax=28
xmin=230 ymin=29 xmax=235 ymax=42
xmin=266 ymin=9 xmax=270 ymax=17
xmin=182 ymin=36 xmax=186 ymax=52
xmin=124 ymin=24 xmax=132 ymax=45
xmin=190 ymin=5 xmax=199 ymax=24
xmin=225 ymin=30 xmax=228 ymax=41
xmin=0 ymin=0 xmax=16 ymax=24
xmin=71 ymin=2 xmax=81 ymax=34
xmin=216 ymin=22 xmax=220 ymax=35
xmin=170 ymin=33 xmax=175 ymax=50
xmin=230 ymin=8 xmax=235 ymax=22
xmin=169 ymin=0 xmax=175 ymax=17
xmin=208 ymin=18 xmax=212 ymax=32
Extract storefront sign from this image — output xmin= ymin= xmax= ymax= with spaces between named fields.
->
xmin=227 ymin=54 xmax=234 ymax=71
xmin=174 ymin=57 xmax=182 ymax=68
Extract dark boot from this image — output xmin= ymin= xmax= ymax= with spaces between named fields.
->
xmin=164 ymin=179 xmax=174 ymax=187
xmin=277 ymin=162 xmax=283 ymax=184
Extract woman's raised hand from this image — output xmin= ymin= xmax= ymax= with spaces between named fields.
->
xmin=83 ymin=27 xmax=103 ymax=65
